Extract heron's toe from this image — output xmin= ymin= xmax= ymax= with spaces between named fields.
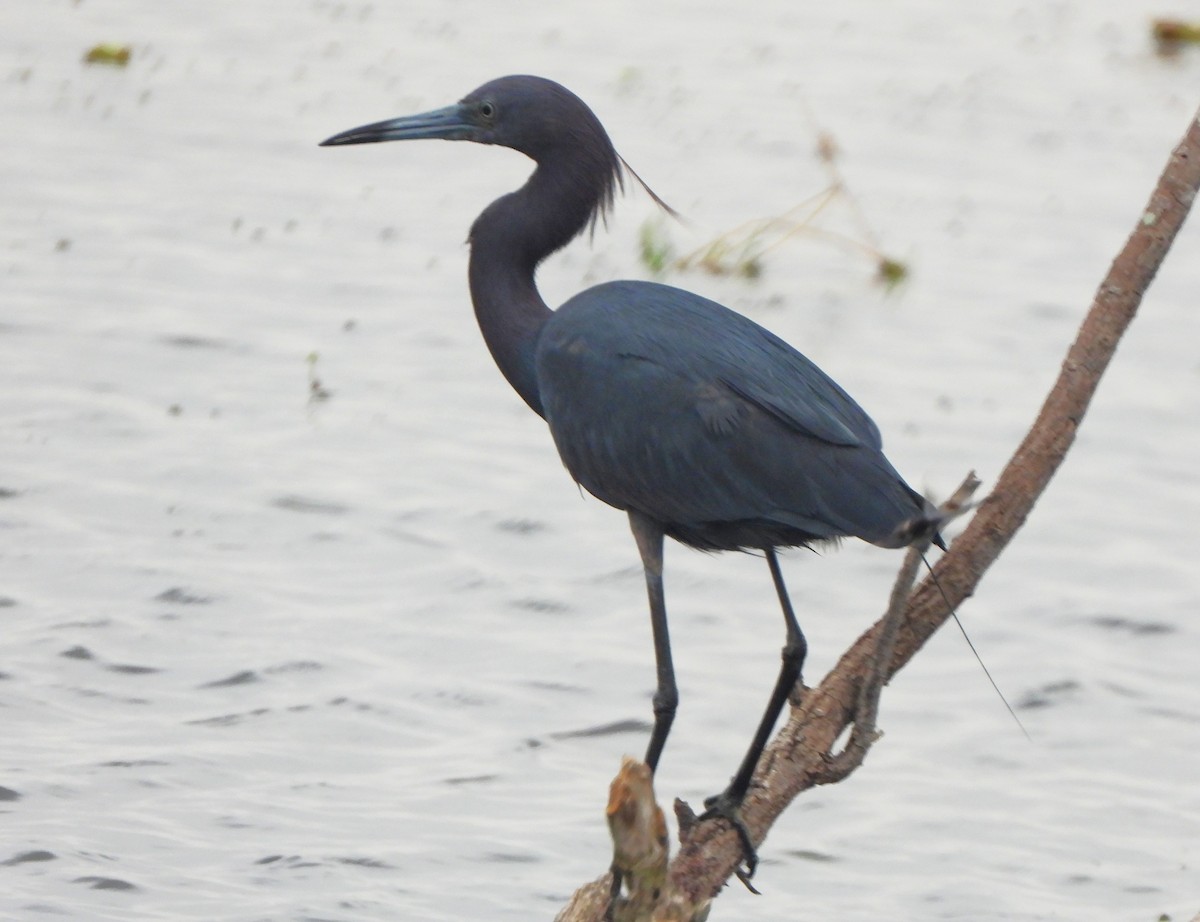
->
xmin=699 ymin=788 xmax=759 ymax=887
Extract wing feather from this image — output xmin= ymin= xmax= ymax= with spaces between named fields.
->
xmin=535 ymin=280 xmax=919 ymax=546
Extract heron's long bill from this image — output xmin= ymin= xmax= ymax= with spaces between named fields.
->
xmin=319 ymin=104 xmax=470 ymax=146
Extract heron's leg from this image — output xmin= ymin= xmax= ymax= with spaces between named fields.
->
xmin=628 ymin=510 xmax=676 ymax=773
xmin=608 ymin=512 xmax=675 ymax=913
xmin=701 ymin=547 xmax=807 ymax=878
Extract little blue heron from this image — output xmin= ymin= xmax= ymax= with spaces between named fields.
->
xmin=321 ymin=75 xmax=942 ymax=874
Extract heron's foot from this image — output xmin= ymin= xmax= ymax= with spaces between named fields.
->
xmin=700 ymin=788 xmax=760 ymax=891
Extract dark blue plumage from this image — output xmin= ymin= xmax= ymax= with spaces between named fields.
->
xmin=322 ymin=75 xmax=941 ymax=879
xmin=539 ymin=280 xmax=927 ymax=552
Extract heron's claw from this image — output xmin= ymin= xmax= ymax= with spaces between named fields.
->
xmin=700 ymin=788 xmax=759 ymax=889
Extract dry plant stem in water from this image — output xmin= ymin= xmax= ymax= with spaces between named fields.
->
xmin=556 ymin=107 xmax=1200 ymax=922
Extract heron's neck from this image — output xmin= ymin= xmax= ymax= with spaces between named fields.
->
xmin=468 ymin=163 xmax=598 ymax=418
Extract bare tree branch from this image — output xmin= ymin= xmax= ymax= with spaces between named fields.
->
xmin=558 ymin=107 xmax=1200 ymax=921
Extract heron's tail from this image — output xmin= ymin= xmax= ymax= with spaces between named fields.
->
xmin=883 ymin=498 xmax=948 ymax=551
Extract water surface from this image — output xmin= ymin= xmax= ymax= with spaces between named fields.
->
xmin=2 ymin=2 xmax=1198 ymax=920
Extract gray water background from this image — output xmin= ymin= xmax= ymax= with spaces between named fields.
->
xmin=2 ymin=1 xmax=1198 ymax=920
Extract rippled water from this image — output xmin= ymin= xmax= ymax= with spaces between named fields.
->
xmin=3 ymin=2 xmax=1198 ymax=920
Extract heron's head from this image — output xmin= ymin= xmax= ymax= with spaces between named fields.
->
xmin=319 ymin=75 xmax=616 ymax=165
xmin=321 ymin=75 xmax=678 ymax=242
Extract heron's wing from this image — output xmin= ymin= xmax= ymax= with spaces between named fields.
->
xmin=555 ymin=281 xmax=880 ymax=447
xmin=535 ymin=281 xmax=917 ymax=544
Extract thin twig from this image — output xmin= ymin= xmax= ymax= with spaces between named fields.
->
xmin=815 ymin=473 xmax=979 ymax=783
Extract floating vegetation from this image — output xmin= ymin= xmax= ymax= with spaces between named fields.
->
xmin=638 ymin=219 xmax=674 ymax=276
xmin=1152 ymin=19 xmax=1200 ymax=56
xmin=673 ymin=219 xmax=766 ymax=280
xmin=306 ymin=352 xmax=332 ymax=403
xmin=876 ymin=256 xmax=909 ymax=289
xmin=639 ymin=122 xmax=909 ymax=291
xmin=82 ymin=44 xmax=132 ymax=67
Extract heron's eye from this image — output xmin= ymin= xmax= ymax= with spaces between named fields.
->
xmin=479 ymin=101 xmax=496 ymax=120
